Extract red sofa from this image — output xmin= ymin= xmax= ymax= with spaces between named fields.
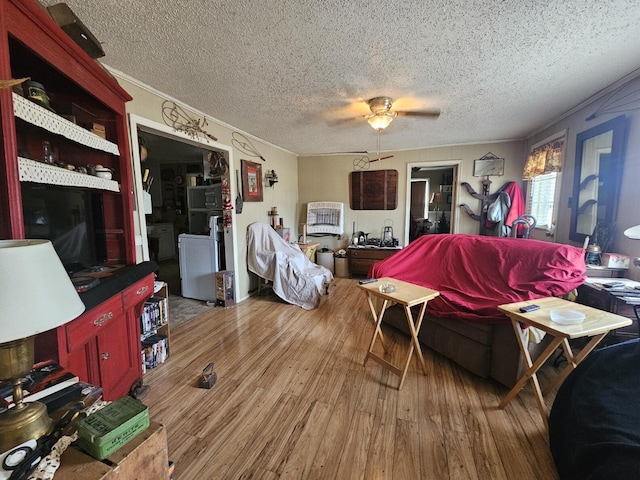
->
xmin=370 ymin=234 xmax=586 ymax=387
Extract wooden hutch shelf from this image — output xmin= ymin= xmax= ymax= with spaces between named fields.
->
xmin=19 ymin=157 xmax=120 ymax=191
xmin=13 ymin=92 xmax=120 ymax=155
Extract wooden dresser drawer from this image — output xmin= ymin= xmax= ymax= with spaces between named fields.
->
xmin=65 ymin=295 xmax=124 ymax=352
xmin=348 ymin=247 xmax=401 ymax=276
xmin=123 ymin=275 xmax=154 ymax=310
xmin=349 ymin=249 xmax=397 ymax=260
xmin=351 ymin=258 xmax=377 ymax=273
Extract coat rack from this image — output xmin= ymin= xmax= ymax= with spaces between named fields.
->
xmin=460 ymin=179 xmax=511 ymax=235
xmin=459 ymin=152 xmax=507 ymax=236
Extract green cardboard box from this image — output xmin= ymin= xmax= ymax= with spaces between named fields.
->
xmin=77 ymin=396 xmax=150 ymax=460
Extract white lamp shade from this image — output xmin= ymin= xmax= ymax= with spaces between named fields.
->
xmin=0 ymin=239 xmax=85 ymax=343
xmin=624 ymin=225 xmax=640 ymax=239
xmin=367 ymin=113 xmax=394 ymax=130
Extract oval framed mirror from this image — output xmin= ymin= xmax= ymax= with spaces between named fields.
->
xmin=570 ymin=115 xmax=628 ymax=245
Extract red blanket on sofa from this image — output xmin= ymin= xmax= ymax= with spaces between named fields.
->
xmin=369 ymin=234 xmax=586 ymax=323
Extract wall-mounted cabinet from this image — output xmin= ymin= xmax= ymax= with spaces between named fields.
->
xmin=187 ymin=184 xmax=222 ymax=234
xmin=350 ymin=170 xmax=398 ymax=210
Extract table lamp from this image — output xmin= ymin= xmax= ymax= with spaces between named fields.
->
xmin=0 ymin=240 xmax=85 ymax=452
xmin=624 ymin=225 xmax=640 ymax=267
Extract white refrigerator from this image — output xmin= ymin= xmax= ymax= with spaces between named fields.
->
xmin=179 ymin=216 xmax=222 ymax=302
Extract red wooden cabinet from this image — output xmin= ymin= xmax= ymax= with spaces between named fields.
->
xmin=0 ymin=0 xmax=146 ymax=399
xmin=54 ymin=274 xmax=154 ymax=401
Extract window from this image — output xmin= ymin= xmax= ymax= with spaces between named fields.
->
xmin=525 ymin=172 xmax=558 ymax=229
xmin=522 ymin=131 xmax=566 ymax=231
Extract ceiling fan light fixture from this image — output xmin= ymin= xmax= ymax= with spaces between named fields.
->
xmin=367 ymin=112 xmax=395 ymax=130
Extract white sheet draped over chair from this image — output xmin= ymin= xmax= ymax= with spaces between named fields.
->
xmin=247 ymin=222 xmax=332 ymax=309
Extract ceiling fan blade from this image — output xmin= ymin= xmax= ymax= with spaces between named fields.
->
xmin=396 ymin=109 xmax=441 ymax=118
xmin=325 ymin=150 xmax=369 ymax=154
xmin=326 ymin=116 xmax=363 ymax=127
xmin=369 ymin=155 xmax=394 ymax=163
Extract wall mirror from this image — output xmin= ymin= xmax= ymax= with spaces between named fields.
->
xmin=570 ymin=115 xmax=627 ymax=244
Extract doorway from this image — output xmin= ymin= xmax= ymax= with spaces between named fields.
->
xmin=405 ymin=161 xmax=460 ymax=244
xmin=139 ymin=131 xmax=204 ymax=294
xmin=128 ymin=115 xmax=238 ymax=300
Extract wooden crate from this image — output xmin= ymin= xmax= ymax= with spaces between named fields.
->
xmin=55 ymin=421 xmax=169 ymax=479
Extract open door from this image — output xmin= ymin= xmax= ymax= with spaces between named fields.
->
xmin=405 ymin=162 xmax=460 ymax=245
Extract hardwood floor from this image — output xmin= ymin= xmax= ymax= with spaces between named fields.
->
xmin=143 ymin=277 xmax=561 ymax=479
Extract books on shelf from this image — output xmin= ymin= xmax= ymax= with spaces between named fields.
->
xmin=140 ymin=283 xmax=169 ymax=373
xmin=0 ymin=360 xmax=79 ymax=411
xmin=141 ymin=295 xmax=168 ymax=335
xmin=141 ymin=334 xmax=169 ymax=372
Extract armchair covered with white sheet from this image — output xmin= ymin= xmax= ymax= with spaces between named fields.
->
xmin=247 ymin=222 xmax=332 ymax=309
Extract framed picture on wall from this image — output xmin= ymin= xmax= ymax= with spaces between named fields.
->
xmin=473 ymin=156 xmax=504 ymax=177
xmin=241 ymin=159 xmax=263 ymax=202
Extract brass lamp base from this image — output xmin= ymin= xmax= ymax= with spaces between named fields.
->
xmin=0 ymin=401 xmax=52 ymax=453
xmin=0 ymin=336 xmax=53 ymax=452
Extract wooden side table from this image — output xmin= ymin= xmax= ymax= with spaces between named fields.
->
xmin=498 ymin=297 xmax=632 ymax=427
xmin=296 ymin=242 xmax=319 ymax=262
xmin=585 ymin=266 xmax=627 ymax=278
xmin=358 ymin=277 xmax=440 ymax=390
xmin=576 ymin=278 xmax=640 ymax=338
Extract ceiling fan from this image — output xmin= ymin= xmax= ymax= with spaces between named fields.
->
xmin=364 ymin=96 xmax=440 ymax=130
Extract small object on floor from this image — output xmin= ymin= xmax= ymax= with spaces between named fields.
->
xmin=198 ymin=362 xmax=217 ymax=389
xmin=129 ymin=378 xmax=150 ymax=400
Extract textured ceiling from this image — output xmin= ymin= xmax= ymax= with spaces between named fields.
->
xmin=38 ymin=0 xmax=640 ymax=155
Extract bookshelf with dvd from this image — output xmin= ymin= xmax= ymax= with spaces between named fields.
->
xmin=141 ymin=282 xmax=171 ymax=372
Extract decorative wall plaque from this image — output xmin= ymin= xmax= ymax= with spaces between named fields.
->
xmin=350 ymin=169 xmax=398 ymax=210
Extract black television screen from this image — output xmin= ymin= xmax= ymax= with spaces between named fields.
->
xmin=21 ymin=183 xmax=107 ymax=273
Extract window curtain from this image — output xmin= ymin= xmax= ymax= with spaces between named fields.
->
xmin=522 ymin=137 xmax=565 ymax=179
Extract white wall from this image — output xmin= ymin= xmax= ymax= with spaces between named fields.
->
xmin=525 ymin=74 xmax=640 ymax=279
xmin=297 ymin=141 xmax=526 ymax=250
xmin=111 ymin=71 xmax=299 ymax=301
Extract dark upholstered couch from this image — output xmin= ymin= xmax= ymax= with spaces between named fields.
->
xmin=549 ymin=339 xmax=640 ymax=479
xmin=370 ymin=234 xmax=586 ymax=388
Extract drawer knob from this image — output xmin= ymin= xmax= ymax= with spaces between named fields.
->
xmin=101 ymin=352 xmax=110 ymax=360
xmin=137 ymin=285 xmax=149 ymax=296
xmin=94 ymin=312 xmax=113 ymax=326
